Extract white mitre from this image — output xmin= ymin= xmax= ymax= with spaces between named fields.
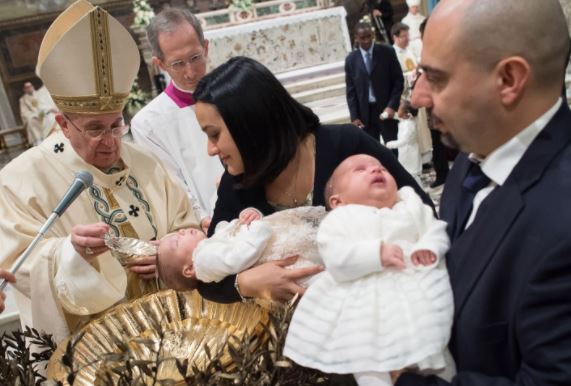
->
xmin=406 ymin=0 xmax=421 ymax=7
xmin=36 ymin=0 xmax=139 ymax=114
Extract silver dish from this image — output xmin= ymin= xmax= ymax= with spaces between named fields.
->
xmin=104 ymin=233 xmax=157 ymax=266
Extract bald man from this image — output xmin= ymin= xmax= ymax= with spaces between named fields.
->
xmin=393 ymin=0 xmax=571 ymax=385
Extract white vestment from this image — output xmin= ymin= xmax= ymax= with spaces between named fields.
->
xmin=394 ymin=44 xmax=432 ymax=156
xmin=131 ymin=91 xmax=223 ymax=220
xmin=285 ymin=187 xmax=453 ymax=380
xmin=393 ymin=44 xmax=417 ymax=75
xmin=0 ymin=131 xmax=199 ymax=342
xmin=193 ymin=206 xmax=326 ymax=287
xmin=401 ymin=12 xmax=426 ymax=61
xmin=387 ymin=118 xmax=422 ymax=182
xmin=19 ymin=86 xmax=57 ymax=146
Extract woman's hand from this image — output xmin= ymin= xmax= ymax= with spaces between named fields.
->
xmin=237 ymin=256 xmax=323 ymax=302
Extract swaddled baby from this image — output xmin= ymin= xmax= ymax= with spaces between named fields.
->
xmin=156 ymin=206 xmax=326 ymax=291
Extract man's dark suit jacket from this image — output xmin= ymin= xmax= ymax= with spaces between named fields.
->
xmin=397 ymin=101 xmax=571 ymax=385
xmin=345 ymin=43 xmax=403 ymax=132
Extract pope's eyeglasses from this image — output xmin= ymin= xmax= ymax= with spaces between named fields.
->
xmin=63 ymin=113 xmax=129 ymax=139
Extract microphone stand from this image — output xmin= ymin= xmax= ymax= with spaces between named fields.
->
xmin=0 ymin=212 xmax=59 ymax=291
xmin=0 ymin=170 xmax=93 ymax=291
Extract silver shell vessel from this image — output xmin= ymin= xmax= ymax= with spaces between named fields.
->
xmin=104 ymin=233 xmax=157 ymax=266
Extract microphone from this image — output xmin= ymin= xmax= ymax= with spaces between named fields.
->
xmin=53 ymin=171 xmax=94 ymax=216
xmin=0 ymin=171 xmax=94 ymax=290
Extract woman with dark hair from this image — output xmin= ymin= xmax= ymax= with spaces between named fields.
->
xmin=193 ymin=56 xmax=432 ymax=303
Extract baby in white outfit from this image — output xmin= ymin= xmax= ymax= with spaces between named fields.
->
xmin=156 ymin=206 xmax=326 ymax=291
xmin=284 ymin=154 xmax=454 ymax=386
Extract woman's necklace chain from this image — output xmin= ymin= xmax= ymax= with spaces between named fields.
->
xmin=267 ymin=135 xmax=315 ymax=210
xmin=285 ymin=135 xmax=315 ymax=207
xmin=287 ymin=154 xmax=302 ymax=206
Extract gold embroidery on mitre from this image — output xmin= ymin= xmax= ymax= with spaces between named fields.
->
xmin=50 ymin=93 xmax=128 ymax=114
xmin=99 ymin=96 xmax=113 ymax=111
xmin=91 ymin=8 xmax=114 ymax=99
xmin=50 ymin=7 xmax=129 ymax=114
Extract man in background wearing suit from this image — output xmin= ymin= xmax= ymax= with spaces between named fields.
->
xmin=345 ymin=22 xmax=403 ymax=146
xmin=394 ymin=0 xmax=571 ymax=385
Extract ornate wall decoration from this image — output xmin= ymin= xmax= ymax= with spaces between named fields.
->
xmin=204 ymin=6 xmax=351 ymax=74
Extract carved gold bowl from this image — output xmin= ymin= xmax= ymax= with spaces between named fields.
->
xmin=47 ymin=290 xmax=269 ymax=385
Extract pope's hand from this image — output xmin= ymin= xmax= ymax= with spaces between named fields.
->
xmin=129 ymin=254 xmax=157 ymax=280
xmin=237 ymin=256 xmax=324 ymax=302
xmin=70 ymin=222 xmax=109 ymax=261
